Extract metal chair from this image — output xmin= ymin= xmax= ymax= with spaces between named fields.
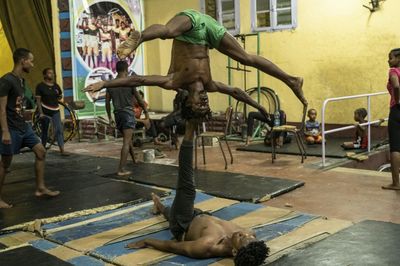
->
xmin=195 ymin=106 xmax=234 ymax=170
xmin=69 ymin=100 xmax=85 ymax=141
xmin=271 ymin=125 xmax=306 ymax=163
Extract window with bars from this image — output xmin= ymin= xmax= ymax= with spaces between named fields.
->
xmin=251 ymin=0 xmax=297 ymax=31
xmin=200 ymin=0 xmax=240 ymax=35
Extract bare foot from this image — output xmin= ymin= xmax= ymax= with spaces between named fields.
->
xmin=35 ymin=188 xmax=60 ymax=197
xmin=382 ymin=184 xmax=400 ymax=190
xmin=290 ymin=77 xmax=307 ymax=107
xmin=117 ymin=30 xmax=141 ymax=59
xmin=245 ymin=136 xmax=251 ymax=146
xmin=151 ymin=192 xmax=165 ymax=215
xmin=117 ymin=170 xmax=132 ymax=176
xmin=0 ymin=199 xmax=12 ymax=208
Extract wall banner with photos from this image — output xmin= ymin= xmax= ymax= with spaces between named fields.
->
xmin=69 ymin=0 xmax=144 ymax=118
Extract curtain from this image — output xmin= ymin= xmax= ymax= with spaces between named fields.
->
xmin=0 ymin=0 xmax=55 ymax=90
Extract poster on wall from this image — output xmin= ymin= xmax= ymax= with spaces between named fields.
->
xmin=69 ymin=0 xmax=144 ymax=118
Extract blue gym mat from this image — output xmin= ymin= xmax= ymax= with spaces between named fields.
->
xmin=1 ymin=192 xmax=319 ymax=265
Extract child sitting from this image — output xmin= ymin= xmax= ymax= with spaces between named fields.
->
xmin=342 ymin=108 xmax=368 ymax=149
xmin=304 ymin=108 xmax=322 ymax=144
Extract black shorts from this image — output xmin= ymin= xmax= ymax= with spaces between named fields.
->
xmin=170 ymin=208 xmax=212 ymax=241
xmin=388 ymin=104 xmax=400 ymax=152
xmin=115 ymin=110 xmax=136 ymax=133
xmin=0 ymin=125 xmax=40 ymax=155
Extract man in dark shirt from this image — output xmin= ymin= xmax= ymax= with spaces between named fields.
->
xmin=105 ymin=61 xmax=149 ymax=176
xmin=0 ymin=48 xmax=60 ymax=208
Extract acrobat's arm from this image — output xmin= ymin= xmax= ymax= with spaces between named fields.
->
xmin=126 ymin=237 xmax=227 ymax=258
xmin=83 ymin=74 xmax=175 ymax=93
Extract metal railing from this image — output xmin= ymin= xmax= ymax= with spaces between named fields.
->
xmin=321 ymin=91 xmax=388 ymax=166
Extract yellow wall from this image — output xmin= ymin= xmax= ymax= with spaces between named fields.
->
xmin=51 ymin=0 xmax=63 ymax=90
xmin=0 ymin=20 xmax=13 ymax=76
xmin=144 ymin=0 xmax=399 ymax=123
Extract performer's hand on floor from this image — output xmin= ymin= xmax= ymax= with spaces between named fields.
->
xmin=126 ymin=240 xmax=147 ymax=249
xmin=82 ymin=81 xmax=105 ymax=93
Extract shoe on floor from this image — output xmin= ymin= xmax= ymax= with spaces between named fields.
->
xmin=154 ymin=148 xmax=166 ymax=158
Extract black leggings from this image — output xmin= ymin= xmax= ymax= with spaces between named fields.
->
xmin=159 ymin=111 xmax=185 ymax=144
xmin=389 ymin=104 xmax=400 ymax=152
xmin=247 ymin=111 xmax=272 ymax=136
xmin=136 ymin=120 xmax=157 ymax=138
xmin=162 ymin=140 xmax=201 ymax=240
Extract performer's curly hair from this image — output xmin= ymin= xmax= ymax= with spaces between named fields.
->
xmin=234 ymin=241 xmax=269 ymax=266
xmin=181 ymin=94 xmax=212 ymax=120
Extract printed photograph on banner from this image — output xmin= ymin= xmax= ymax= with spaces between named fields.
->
xmin=70 ymin=0 xmax=144 ymax=118
xmin=84 ymin=67 xmax=115 ymax=106
xmin=75 ymin=1 xmax=138 ymax=73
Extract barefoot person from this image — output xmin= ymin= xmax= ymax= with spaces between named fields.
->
xmin=383 ymin=48 xmax=400 ymax=190
xmin=84 ymin=32 xmax=271 ymax=125
xmin=105 ymin=61 xmax=149 ymax=176
xmin=117 ymin=9 xmax=307 ymax=116
xmin=126 ymin=120 xmax=269 ymax=266
xmin=0 ymin=48 xmax=60 ymax=208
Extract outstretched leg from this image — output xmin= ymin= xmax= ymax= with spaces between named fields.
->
xmin=207 ymin=80 xmax=272 ymax=125
xmin=118 ymin=128 xmax=133 ymax=176
xmin=117 ymin=15 xmax=192 ymax=59
xmin=217 ymin=33 xmax=307 ymax=108
xmin=164 ymin=120 xmax=198 ymax=240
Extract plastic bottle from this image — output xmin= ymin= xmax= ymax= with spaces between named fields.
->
xmin=274 ymin=110 xmax=280 ymax=127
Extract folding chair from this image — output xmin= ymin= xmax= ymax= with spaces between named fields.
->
xmin=195 ymin=106 xmax=233 ymax=170
xmin=271 ymin=125 xmax=306 ymax=163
